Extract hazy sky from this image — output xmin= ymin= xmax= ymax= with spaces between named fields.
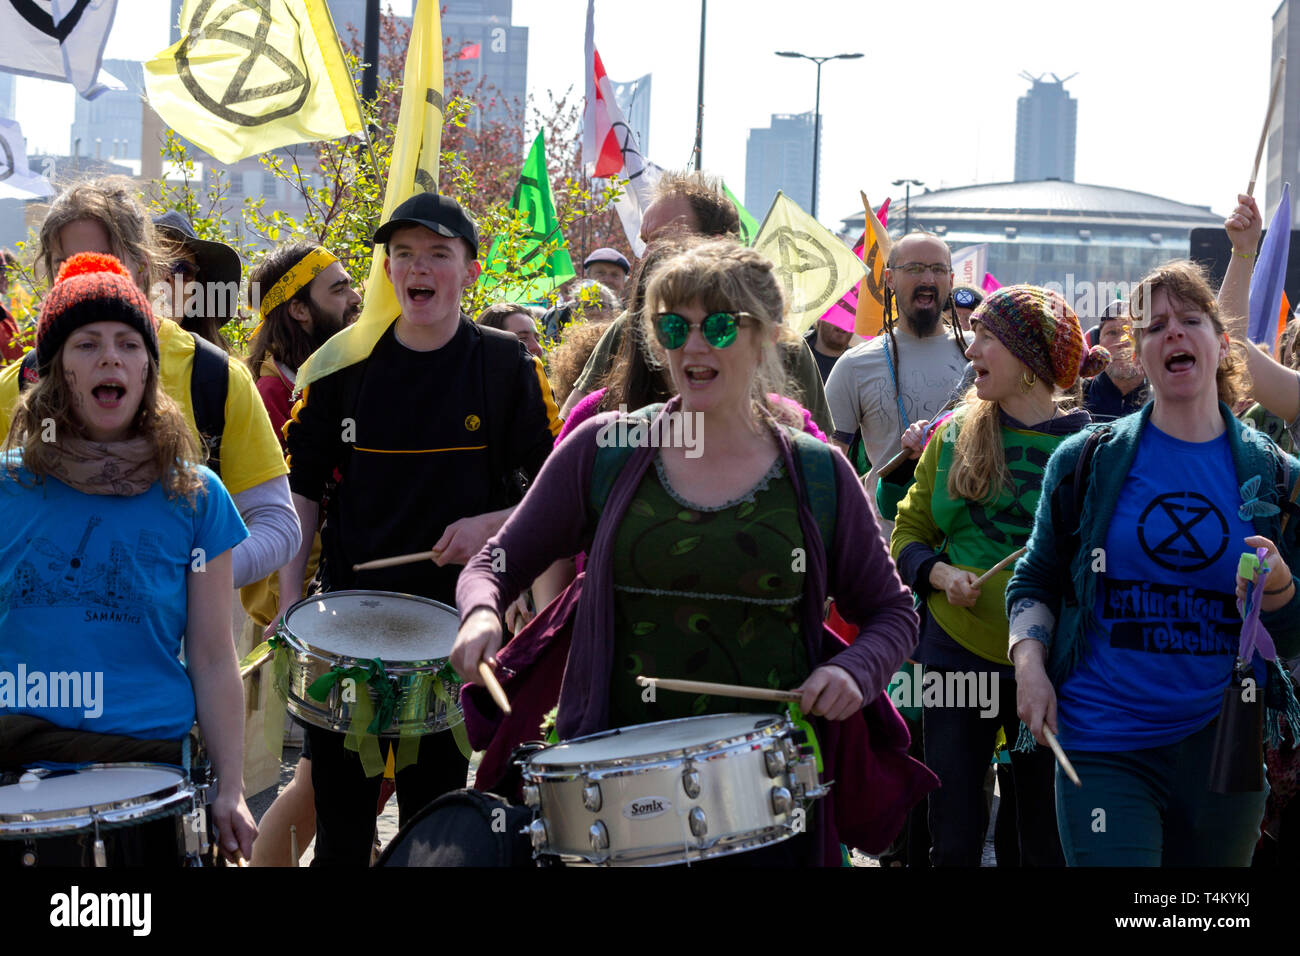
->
xmin=11 ymin=0 xmax=1286 ymax=229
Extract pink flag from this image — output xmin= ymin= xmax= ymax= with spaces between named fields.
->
xmin=817 ymin=199 xmax=889 ymax=333
xmin=457 ymin=43 xmax=481 ymax=59
xmin=982 ymin=272 xmax=1003 ymax=293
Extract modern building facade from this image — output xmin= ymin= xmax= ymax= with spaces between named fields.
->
xmin=1267 ymin=0 xmax=1299 ymax=227
xmin=69 ymin=59 xmax=145 ymax=161
xmin=838 ymin=180 xmax=1223 ymax=316
xmin=745 ymin=111 xmax=817 ymax=218
xmin=1014 ymin=73 xmax=1078 ymax=183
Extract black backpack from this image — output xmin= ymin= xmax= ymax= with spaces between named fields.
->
xmin=20 ymin=331 xmax=228 ymax=476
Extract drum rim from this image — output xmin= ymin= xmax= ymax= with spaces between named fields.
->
xmin=522 ymin=713 xmax=788 ymax=774
xmin=0 ymin=762 xmax=194 ymax=835
xmin=279 ymin=589 xmax=459 ymax=670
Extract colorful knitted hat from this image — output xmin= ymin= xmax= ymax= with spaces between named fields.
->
xmin=36 ymin=253 xmax=159 ymax=375
xmin=969 ymin=284 xmax=1109 ymax=390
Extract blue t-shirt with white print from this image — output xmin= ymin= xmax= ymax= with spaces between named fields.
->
xmin=0 ymin=460 xmax=247 ymax=741
xmin=1058 ymin=424 xmax=1263 ymax=751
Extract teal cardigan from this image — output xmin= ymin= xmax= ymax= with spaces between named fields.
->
xmin=1006 ymin=402 xmax=1300 ymax=697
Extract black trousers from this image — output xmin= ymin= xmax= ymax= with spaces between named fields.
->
xmin=922 ymin=668 xmax=1063 ymax=867
xmin=306 ymin=727 xmax=469 ymax=867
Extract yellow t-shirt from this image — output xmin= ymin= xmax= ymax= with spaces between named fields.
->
xmin=0 ymin=318 xmax=287 ymax=495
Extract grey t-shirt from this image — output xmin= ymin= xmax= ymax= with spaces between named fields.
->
xmin=824 ymin=327 xmax=969 ymax=492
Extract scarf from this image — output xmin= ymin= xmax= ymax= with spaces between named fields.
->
xmin=48 ymin=436 xmax=160 ymax=496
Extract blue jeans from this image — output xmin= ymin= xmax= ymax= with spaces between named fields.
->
xmin=1056 ymin=720 xmax=1267 ymax=866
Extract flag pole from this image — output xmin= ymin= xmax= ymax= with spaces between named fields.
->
xmin=325 ymin=0 xmax=386 ymax=188
xmin=1248 ymin=57 xmax=1286 ymax=197
xmin=693 ymin=0 xmax=706 ymax=170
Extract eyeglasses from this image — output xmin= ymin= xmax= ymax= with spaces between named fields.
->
xmin=652 ymin=311 xmax=752 ymax=350
xmin=893 ymin=263 xmax=951 ymax=277
xmin=170 ymin=260 xmax=198 ymax=279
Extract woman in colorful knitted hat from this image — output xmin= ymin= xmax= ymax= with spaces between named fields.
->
xmin=1008 ymin=260 xmax=1300 ymax=866
xmin=0 ymin=253 xmax=256 ymax=864
xmin=891 ymin=284 xmax=1108 ymax=866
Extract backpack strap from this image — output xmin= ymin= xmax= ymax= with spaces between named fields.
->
xmin=1049 ymin=425 xmax=1110 ymax=606
xmin=188 ymin=331 xmax=229 ymax=476
xmin=589 ymin=403 xmax=662 ymax=515
xmin=789 ymin=429 xmax=837 ymax=558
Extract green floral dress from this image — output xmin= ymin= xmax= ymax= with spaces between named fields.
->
xmin=606 ymin=452 xmax=811 ymax=727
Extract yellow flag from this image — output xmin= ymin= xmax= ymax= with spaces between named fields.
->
xmin=753 ymin=191 xmax=867 ymax=335
xmin=144 ymin=0 xmax=362 ymax=164
xmin=296 ymin=0 xmax=444 ymax=389
xmin=854 ymin=190 xmax=894 ymax=337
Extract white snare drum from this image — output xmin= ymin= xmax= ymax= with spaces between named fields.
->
xmin=520 ymin=713 xmax=829 ymax=866
xmin=0 ymin=764 xmax=207 ymax=867
xmin=275 ymin=590 xmax=463 ymax=736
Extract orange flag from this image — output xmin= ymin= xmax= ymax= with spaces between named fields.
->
xmin=854 ymin=190 xmax=893 ymax=337
xmin=1277 ymin=291 xmax=1292 ymax=359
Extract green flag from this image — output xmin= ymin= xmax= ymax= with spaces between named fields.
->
xmin=724 ymin=181 xmax=759 ymax=246
xmin=482 ymin=130 xmax=576 ymax=300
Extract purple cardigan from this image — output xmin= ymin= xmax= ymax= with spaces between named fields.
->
xmin=457 ymin=397 xmax=918 ymax=741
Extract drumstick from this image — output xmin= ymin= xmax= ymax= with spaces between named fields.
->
xmin=478 ymin=661 xmax=512 ymax=715
xmin=239 ymin=645 xmax=274 ymax=680
xmin=290 ymin=825 xmax=299 ymax=868
xmin=876 ymin=447 xmax=914 ymax=479
xmin=973 ymin=546 xmax=1028 ymax=586
xmin=1248 ymin=57 xmax=1286 ymax=196
xmin=234 ymin=851 xmax=249 ymax=867
xmin=352 ymin=549 xmax=439 ymax=571
xmin=1043 ymin=726 xmax=1082 ymax=788
xmin=638 ymin=676 xmax=803 ymax=703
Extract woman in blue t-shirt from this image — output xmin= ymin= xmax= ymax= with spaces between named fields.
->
xmin=0 ymin=252 xmax=255 ymax=862
xmin=1006 ymin=260 xmax=1300 ymax=866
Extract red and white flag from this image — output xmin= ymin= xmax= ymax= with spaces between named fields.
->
xmin=583 ymin=0 xmax=656 ymax=254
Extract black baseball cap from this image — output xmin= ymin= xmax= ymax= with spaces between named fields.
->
xmin=372 ymin=192 xmax=479 ymax=260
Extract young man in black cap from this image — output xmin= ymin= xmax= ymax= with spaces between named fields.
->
xmin=582 ymin=246 xmax=630 ymax=298
xmin=277 ymin=192 xmax=561 ymax=866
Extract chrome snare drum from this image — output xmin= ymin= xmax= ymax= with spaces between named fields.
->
xmin=275 ymin=590 xmax=463 ymax=736
xmin=0 ymin=764 xmax=207 ymax=867
xmin=520 ymin=713 xmax=828 ymax=866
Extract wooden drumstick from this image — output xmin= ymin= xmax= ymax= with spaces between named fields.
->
xmin=478 ymin=661 xmax=512 ymax=715
xmin=352 ymin=549 xmax=439 ymax=571
xmin=239 ymin=645 xmax=274 ymax=680
xmin=234 ymin=851 xmax=249 ymax=867
xmin=1043 ymin=726 xmax=1082 ymax=788
xmin=876 ymin=447 xmax=914 ymax=480
xmin=638 ymin=676 xmax=802 ymax=703
xmin=973 ymin=546 xmax=1028 ymax=587
xmin=1248 ymin=57 xmax=1286 ymax=197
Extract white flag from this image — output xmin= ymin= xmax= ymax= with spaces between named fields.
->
xmin=0 ymin=0 xmax=120 ymax=99
xmin=950 ymin=243 xmax=988 ymax=290
xmin=0 ymin=119 xmax=54 ymax=200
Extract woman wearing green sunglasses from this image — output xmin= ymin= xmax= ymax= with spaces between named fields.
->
xmin=453 ymin=238 xmax=925 ymax=865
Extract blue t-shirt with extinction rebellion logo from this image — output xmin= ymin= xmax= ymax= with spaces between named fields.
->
xmin=1058 ymin=424 xmax=1262 ymax=752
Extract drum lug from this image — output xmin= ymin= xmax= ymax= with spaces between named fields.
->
xmin=770 ymin=786 xmax=793 ymax=816
xmin=522 ymin=784 xmax=540 ymax=808
xmin=183 ymin=807 xmax=206 ymax=860
xmin=681 ymin=769 xmax=701 ymax=799
xmin=528 ymin=818 xmax=549 ymax=853
xmin=588 ymin=821 xmax=609 ymax=854
xmin=688 ymin=807 xmax=708 ymax=838
xmin=93 ymin=838 xmax=107 ymax=868
xmin=764 ymin=750 xmax=786 ymax=778
xmin=582 ymin=782 xmax=603 ymax=812
xmin=21 ymin=844 xmax=36 ymax=867
xmin=781 ymin=737 xmax=799 ymax=763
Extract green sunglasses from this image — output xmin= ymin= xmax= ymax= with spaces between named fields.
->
xmin=652 ymin=311 xmax=753 ymax=350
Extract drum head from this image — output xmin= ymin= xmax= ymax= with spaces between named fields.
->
xmin=284 ymin=590 xmax=458 ymax=663
xmin=0 ymin=765 xmax=187 ymax=817
xmin=533 ymin=713 xmax=782 ymax=766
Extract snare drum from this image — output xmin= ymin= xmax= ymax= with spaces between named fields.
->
xmin=275 ymin=590 xmax=463 ymax=736
xmin=520 ymin=713 xmax=829 ymax=866
xmin=0 ymin=764 xmax=207 ymax=867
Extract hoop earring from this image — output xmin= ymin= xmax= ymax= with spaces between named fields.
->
xmin=1019 ymin=371 xmax=1037 ymax=394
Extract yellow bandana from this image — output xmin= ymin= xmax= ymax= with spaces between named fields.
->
xmin=258 ymin=247 xmax=339 ymax=319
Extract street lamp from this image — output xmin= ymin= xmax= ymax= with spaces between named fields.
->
xmin=892 ymin=178 xmax=925 ymax=234
xmin=775 ymin=51 xmax=862 ymax=219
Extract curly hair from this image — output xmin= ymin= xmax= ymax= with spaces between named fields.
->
xmin=35 ymin=177 xmax=165 ymax=294
xmin=3 ymin=349 xmax=206 ymax=505
xmin=1129 ymin=259 xmax=1249 ymax=408
xmin=548 ymin=321 xmax=608 ymax=408
xmin=641 ymin=238 xmax=800 ymax=431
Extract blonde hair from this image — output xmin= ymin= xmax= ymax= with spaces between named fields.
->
xmin=946 ymin=394 xmax=1011 ymax=504
xmin=1129 ymin=259 xmax=1249 ymax=408
xmin=641 ymin=238 xmax=801 ymax=431
xmin=36 ymin=177 xmax=164 ymax=293
xmin=4 ymin=349 xmax=206 ymax=505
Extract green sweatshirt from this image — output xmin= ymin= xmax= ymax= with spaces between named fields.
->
xmin=891 ymin=409 xmax=1075 ymax=664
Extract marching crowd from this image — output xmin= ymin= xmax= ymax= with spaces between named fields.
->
xmin=1 ymin=169 xmax=1298 ymax=869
